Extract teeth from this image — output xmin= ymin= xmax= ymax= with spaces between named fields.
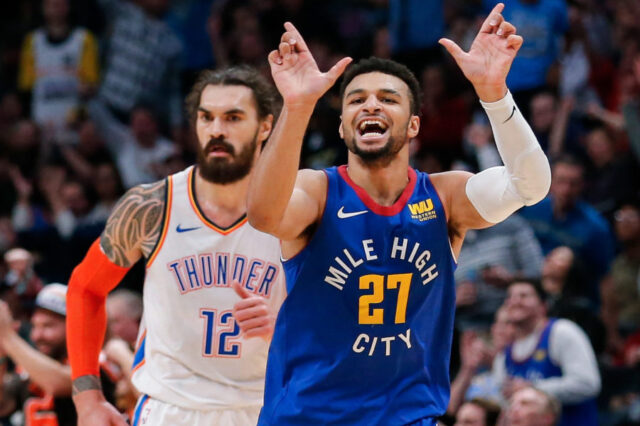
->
xmin=358 ymin=119 xmax=388 ymax=132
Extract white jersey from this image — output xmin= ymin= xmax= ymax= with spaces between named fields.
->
xmin=131 ymin=166 xmax=286 ymax=411
xmin=30 ymin=28 xmax=87 ymax=127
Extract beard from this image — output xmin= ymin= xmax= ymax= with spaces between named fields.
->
xmin=196 ymin=131 xmax=258 ymax=184
xmin=344 ymin=119 xmax=409 ymax=167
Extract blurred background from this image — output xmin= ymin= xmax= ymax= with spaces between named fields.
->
xmin=0 ymin=0 xmax=639 ymax=425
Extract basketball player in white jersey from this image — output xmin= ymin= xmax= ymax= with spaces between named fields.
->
xmin=66 ymin=66 xmax=286 ymax=425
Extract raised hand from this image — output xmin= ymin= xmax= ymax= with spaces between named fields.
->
xmin=232 ymin=281 xmax=275 ymax=339
xmin=439 ymin=3 xmax=523 ymax=102
xmin=268 ymin=22 xmax=352 ymax=107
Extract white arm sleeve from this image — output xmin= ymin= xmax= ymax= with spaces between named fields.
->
xmin=466 ymin=91 xmax=551 ymax=223
xmin=536 ymin=319 xmax=601 ymax=404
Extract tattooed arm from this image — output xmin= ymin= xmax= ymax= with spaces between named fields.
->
xmin=68 ymin=180 xmax=166 ymax=426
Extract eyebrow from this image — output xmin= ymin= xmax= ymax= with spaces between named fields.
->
xmin=197 ymin=107 xmax=246 ymax=115
xmin=345 ymin=88 xmax=402 ymax=97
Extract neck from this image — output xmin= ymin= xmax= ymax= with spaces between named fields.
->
xmin=194 ymin=168 xmax=249 ymax=227
xmin=346 ymin=145 xmax=410 ymax=206
xmin=515 ymin=316 xmax=546 ymax=340
xmin=46 ymin=22 xmax=69 ymax=39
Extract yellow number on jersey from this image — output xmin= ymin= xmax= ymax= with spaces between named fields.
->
xmin=358 ymin=273 xmax=413 ymax=325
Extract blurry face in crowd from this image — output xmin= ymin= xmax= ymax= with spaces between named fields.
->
xmin=550 ymin=162 xmax=584 ymax=212
xmin=505 ymin=283 xmax=544 ymax=326
xmin=62 ymin=182 xmax=90 ymax=217
xmin=43 ymin=0 xmax=69 ymax=25
xmin=454 ymin=402 xmax=486 ymax=426
xmin=195 ymin=84 xmax=272 ymax=184
xmin=30 ymin=309 xmax=66 ymax=360
xmin=131 ymin=108 xmax=158 ymax=148
xmin=78 ymin=121 xmax=104 ymax=156
xmin=506 ymin=388 xmax=555 ymax=426
xmin=106 ymin=298 xmax=140 ymax=346
xmin=340 ymin=72 xmax=419 ymax=165
xmin=541 ymin=246 xmax=574 ymax=295
xmin=585 ymin=128 xmax=615 ymax=168
xmin=94 ymin=164 xmax=120 ymax=202
xmin=529 ymin=94 xmax=555 ymax=133
xmin=9 ymin=121 xmax=39 ymax=151
xmin=491 ymin=307 xmax=515 ymax=352
xmin=615 ymin=205 xmax=640 ymax=243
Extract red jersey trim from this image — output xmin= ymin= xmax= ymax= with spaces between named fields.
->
xmin=337 ymin=165 xmax=416 ymax=216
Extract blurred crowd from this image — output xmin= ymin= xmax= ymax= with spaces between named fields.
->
xmin=0 ymin=0 xmax=639 ymax=425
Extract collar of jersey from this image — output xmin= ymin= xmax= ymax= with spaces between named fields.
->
xmin=337 ymin=165 xmax=417 ymax=217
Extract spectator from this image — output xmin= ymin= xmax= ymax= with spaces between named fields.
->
xmin=88 ymin=100 xmax=178 ymax=188
xmin=493 ymin=280 xmax=600 ymax=426
xmin=448 ymin=307 xmax=515 ymax=415
xmin=0 ymin=284 xmax=115 ymax=425
xmin=106 ymin=289 xmax=141 ymax=347
xmin=503 ymin=386 xmax=560 ymax=426
xmin=482 ymin=0 xmax=568 ymax=116
xmin=17 ymin=0 xmax=99 ymax=132
xmin=96 ymin=0 xmax=182 ymax=138
xmin=454 ymin=398 xmax=501 ymax=426
xmin=454 ymin=214 xmax=544 ymax=329
xmin=583 ymin=127 xmax=637 ymax=220
xmin=519 ymin=155 xmax=615 ymax=304
xmin=0 ymin=248 xmax=43 ymax=323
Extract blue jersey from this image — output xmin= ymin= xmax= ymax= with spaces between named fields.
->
xmin=260 ymin=166 xmax=457 ymax=425
xmin=505 ymin=319 xmax=598 ymax=426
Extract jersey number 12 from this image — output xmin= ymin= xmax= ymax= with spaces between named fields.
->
xmin=199 ymin=309 xmax=242 ymax=357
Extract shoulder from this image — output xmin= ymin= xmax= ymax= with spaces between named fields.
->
xmin=550 ymin=318 xmax=588 ymax=342
xmin=295 ymin=169 xmax=328 ymax=197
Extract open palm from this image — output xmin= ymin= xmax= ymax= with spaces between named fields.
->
xmin=269 ymin=22 xmax=352 ymax=107
xmin=439 ymin=3 xmax=523 ymax=95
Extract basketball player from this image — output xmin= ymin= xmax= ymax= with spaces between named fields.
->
xmin=248 ymin=4 xmax=551 ymax=424
xmin=66 ymin=66 xmax=286 ymax=425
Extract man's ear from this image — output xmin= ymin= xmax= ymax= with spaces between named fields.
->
xmin=258 ymin=114 xmax=274 ymax=144
xmin=407 ymin=115 xmax=420 ymax=139
xmin=339 ymin=117 xmax=344 ymax=139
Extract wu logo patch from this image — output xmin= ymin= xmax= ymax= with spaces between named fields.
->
xmin=408 ymin=199 xmax=437 ymax=222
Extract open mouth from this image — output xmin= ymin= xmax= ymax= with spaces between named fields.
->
xmin=206 ymin=142 xmax=234 ymax=156
xmin=357 ymin=118 xmax=389 ymax=139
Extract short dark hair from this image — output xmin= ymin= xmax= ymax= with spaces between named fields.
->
xmin=339 ymin=57 xmax=422 ymax=115
xmin=467 ymin=398 xmax=502 ymax=426
xmin=185 ymin=66 xmax=279 ymax=123
xmin=551 ymin=154 xmax=585 ymax=173
xmin=508 ymin=279 xmax=548 ymax=303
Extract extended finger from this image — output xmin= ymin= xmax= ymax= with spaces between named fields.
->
xmin=496 ymin=21 xmax=516 ymax=37
xmin=480 ymin=3 xmax=505 ymax=34
xmin=283 ymin=22 xmax=309 ymax=52
xmin=233 ymin=297 xmax=264 ymax=312
xmin=438 ymin=38 xmax=466 ymax=63
xmin=325 ymin=57 xmax=353 ymax=83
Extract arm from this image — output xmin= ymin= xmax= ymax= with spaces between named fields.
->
xmin=0 ymin=302 xmax=71 ymax=397
xmin=67 ymin=180 xmax=165 ymax=425
xmin=247 ymin=23 xmax=351 ymax=248
xmin=538 ymin=319 xmax=601 ymax=403
xmin=438 ymin=3 xmax=551 ymax=238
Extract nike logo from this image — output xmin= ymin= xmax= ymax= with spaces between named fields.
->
xmin=337 ymin=206 xmax=368 ymax=219
xmin=176 ymin=224 xmax=202 ymax=233
xmin=503 ymin=105 xmax=516 ymax=123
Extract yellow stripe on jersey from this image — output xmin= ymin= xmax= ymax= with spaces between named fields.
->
xmin=78 ymin=31 xmax=99 ymax=85
xmin=147 ymin=177 xmax=173 ymax=268
xmin=18 ymin=33 xmax=35 ymax=91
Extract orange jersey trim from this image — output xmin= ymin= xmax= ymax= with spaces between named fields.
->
xmin=187 ymin=168 xmax=248 ymax=235
xmin=146 ymin=176 xmax=173 ymax=268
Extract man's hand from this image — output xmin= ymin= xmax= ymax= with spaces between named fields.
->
xmin=439 ymin=3 xmax=523 ymax=102
xmin=232 ymin=282 xmax=275 ymax=339
xmin=73 ymin=388 xmax=127 ymax=426
xmin=268 ymin=22 xmax=352 ymax=108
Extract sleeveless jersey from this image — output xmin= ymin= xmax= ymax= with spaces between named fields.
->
xmin=30 ymin=28 xmax=87 ymax=127
xmin=260 ymin=166 xmax=457 ymax=425
xmin=505 ymin=318 xmax=598 ymax=426
xmin=132 ymin=166 xmax=286 ymax=410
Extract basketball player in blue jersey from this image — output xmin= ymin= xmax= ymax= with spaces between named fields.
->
xmin=248 ymin=3 xmax=552 ymax=425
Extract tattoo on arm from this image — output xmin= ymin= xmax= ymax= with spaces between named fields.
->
xmin=100 ymin=180 xmax=166 ymax=267
xmin=72 ymin=375 xmax=102 ymax=396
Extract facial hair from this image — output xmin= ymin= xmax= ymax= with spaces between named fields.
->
xmin=344 ymin=119 xmax=409 ymax=166
xmin=196 ymin=130 xmax=258 ymax=184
